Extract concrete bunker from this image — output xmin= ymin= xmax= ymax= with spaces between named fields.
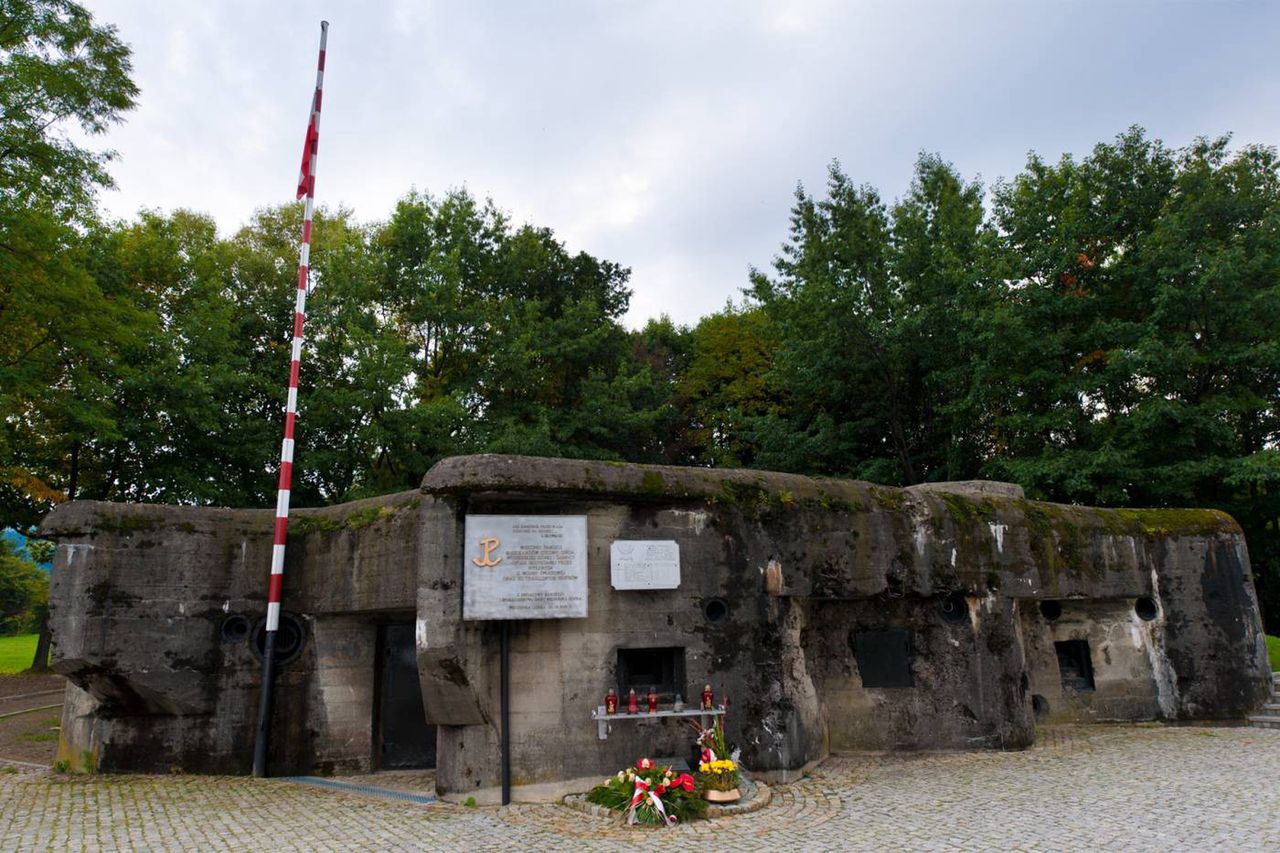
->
xmin=42 ymin=455 xmax=1273 ymax=799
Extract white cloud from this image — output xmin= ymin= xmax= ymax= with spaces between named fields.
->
xmin=83 ymin=0 xmax=1280 ymax=327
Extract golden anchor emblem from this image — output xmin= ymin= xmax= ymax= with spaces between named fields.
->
xmin=472 ymin=536 xmax=503 ymax=567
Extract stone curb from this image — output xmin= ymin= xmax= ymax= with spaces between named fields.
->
xmin=705 ymin=778 xmax=772 ymax=817
xmin=561 ymin=777 xmax=772 ymax=823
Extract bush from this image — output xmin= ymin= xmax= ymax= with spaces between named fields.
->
xmin=0 ymin=538 xmax=47 ymax=635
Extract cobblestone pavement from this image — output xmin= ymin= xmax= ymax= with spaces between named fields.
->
xmin=3 ymin=725 xmax=1278 ymax=851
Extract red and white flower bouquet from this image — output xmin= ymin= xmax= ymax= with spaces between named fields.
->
xmin=585 ymin=757 xmax=708 ymax=825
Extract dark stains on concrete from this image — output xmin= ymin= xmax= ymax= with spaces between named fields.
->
xmin=40 ymin=454 xmax=1272 ymax=797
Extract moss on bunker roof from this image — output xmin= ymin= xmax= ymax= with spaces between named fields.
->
xmin=420 ymin=454 xmax=1241 ymax=540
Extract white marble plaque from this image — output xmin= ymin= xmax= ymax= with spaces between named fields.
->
xmin=463 ymin=515 xmax=588 ymax=620
xmin=610 ymin=540 xmax=681 ymax=590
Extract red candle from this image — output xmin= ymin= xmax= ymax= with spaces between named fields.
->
xmin=701 ymin=684 xmax=713 ymax=711
xmin=647 ymin=689 xmax=658 ymax=714
xmin=627 ymin=688 xmax=638 ymax=714
xmin=605 ymin=689 xmax=618 ymax=715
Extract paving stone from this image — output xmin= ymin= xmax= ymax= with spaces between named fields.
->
xmin=1 ymin=725 xmax=1278 ymax=851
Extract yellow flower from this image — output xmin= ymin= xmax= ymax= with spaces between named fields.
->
xmin=702 ymin=759 xmax=737 ymax=774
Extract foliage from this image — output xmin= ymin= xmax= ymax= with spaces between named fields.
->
xmin=2 ymin=6 xmax=1279 ymax=638
xmin=0 ymin=0 xmax=139 ymax=525
xmin=677 ymin=306 xmax=775 ymax=467
xmin=746 ymin=130 xmax=1280 ymax=632
xmin=0 ymin=0 xmax=137 ymax=213
xmin=2 ymin=188 xmax=646 ymax=518
xmin=1268 ymin=635 xmax=1279 ymax=672
xmin=749 ymin=154 xmax=995 ymax=484
xmin=0 ymin=537 xmax=46 ymax=635
xmin=23 ymin=536 xmax=53 ymax=564
xmin=584 ymin=758 xmax=706 ymax=825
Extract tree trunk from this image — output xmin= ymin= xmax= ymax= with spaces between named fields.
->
xmin=67 ymin=440 xmax=80 ymax=501
xmin=29 ymin=608 xmax=51 ymax=672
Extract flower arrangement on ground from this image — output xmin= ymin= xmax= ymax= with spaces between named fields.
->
xmin=693 ymin=717 xmax=741 ymax=797
xmin=585 ymin=757 xmax=708 ymax=825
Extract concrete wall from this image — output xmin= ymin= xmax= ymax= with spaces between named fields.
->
xmin=809 ymin=594 xmax=1032 ymax=751
xmin=413 ymin=456 xmax=1272 ymax=800
xmin=42 ymin=454 xmax=1272 ymax=799
xmin=43 ymin=492 xmax=422 ymax=774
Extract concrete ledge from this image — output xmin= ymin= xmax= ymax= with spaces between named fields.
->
xmin=421 ymin=453 xmax=878 ymax=506
xmin=907 ymin=480 xmax=1025 ymax=500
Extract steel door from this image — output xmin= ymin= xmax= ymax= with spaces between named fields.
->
xmin=378 ymin=623 xmax=436 ymax=769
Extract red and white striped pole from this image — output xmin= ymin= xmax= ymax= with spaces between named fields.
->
xmin=253 ymin=19 xmax=328 ymax=779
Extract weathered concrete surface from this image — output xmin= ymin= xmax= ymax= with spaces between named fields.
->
xmin=42 ymin=492 xmax=422 ymax=774
xmin=419 ymin=456 xmax=1270 ymax=798
xmin=42 ymin=454 xmax=1272 ymax=799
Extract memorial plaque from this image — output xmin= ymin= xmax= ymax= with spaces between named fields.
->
xmin=463 ymin=515 xmax=588 ymax=620
xmin=610 ymin=540 xmax=681 ymax=590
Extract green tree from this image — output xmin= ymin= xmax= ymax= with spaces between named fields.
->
xmin=375 ymin=189 xmax=640 ymax=476
xmin=749 ymin=155 xmax=994 ymax=484
xmin=889 ymin=154 xmax=995 ymax=481
xmin=0 ymin=536 xmax=46 ymax=636
xmin=749 ymin=166 xmax=901 ymax=480
xmin=0 ymin=0 xmax=136 ymax=213
xmin=0 ymin=0 xmax=138 ymax=524
xmin=985 ymin=128 xmax=1179 ymax=503
xmin=678 ymin=306 xmax=774 ymax=467
xmin=624 ymin=316 xmax=697 ymax=465
xmin=985 ymin=129 xmax=1280 ymax=629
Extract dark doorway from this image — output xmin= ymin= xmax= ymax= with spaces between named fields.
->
xmin=617 ymin=646 xmax=685 ymax=702
xmin=1054 ymin=639 xmax=1096 ymax=693
xmin=852 ymin=628 xmax=915 ymax=688
xmin=377 ymin=623 xmax=436 ymax=769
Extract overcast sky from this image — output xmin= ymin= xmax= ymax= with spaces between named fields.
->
xmin=83 ymin=1 xmax=1280 ymax=327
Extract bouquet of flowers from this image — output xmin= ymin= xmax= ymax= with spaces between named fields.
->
xmin=693 ymin=717 xmax=741 ymax=792
xmin=585 ymin=757 xmax=708 ymax=825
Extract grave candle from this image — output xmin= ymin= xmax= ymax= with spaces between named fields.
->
xmin=605 ymin=688 xmax=618 ymax=715
xmin=701 ymin=684 xmax=713 ymax=711
xmin=647 ymin=688 xmax=658 ymax=714
xmin=627 ymin=688 xmax=638 ymax=714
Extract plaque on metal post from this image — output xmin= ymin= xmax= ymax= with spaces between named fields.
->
xmin=463 ymin=515 xmax=588 ymax=620
xmin=610 ymin=540 xmax=681 ymax=590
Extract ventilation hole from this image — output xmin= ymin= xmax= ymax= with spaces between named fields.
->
xmin=1032 ymin=694 xmax=1049 ymax=717
xmin=252 ymin=614 xmax=306 ymax=665
xmin=703 ymin=598 xmax=729 ymax=624
xmin=938 ymin=592 xmax=968 ymax=625
xmin=221 ymin=615 xmax=251 ymax=644
xmin=1134 ymin=597 xmax=1158 ymax=621
xmin=1039 ymin=600 xmax=1062 ymax=621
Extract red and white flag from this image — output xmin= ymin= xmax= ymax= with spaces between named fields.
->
xmin=296 ymin=92 xmax=320 ymax=199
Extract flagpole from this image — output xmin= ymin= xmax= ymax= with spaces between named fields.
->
xmin=253 ymin=19 xmax=328 ymax=779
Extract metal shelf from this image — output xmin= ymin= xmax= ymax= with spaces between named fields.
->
xmin=590 ymin=706 xmax=725 ymax=740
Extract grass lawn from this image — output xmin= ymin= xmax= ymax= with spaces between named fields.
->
xmin=1268 ymin=635 xmax=1280 ymax=673
xmin=0 ymin=634 xmax=38 ymax=674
